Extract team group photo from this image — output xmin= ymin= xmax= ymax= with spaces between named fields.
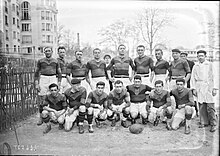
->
xmin=0 ymin=0 xmax=219 ymax=155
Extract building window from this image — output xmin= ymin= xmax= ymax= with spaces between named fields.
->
xmin=6 ymin=44 xmax=9 ymax=53
xmin=17 ymin=32 xmax=20 ymax=42
xmin=46 ymin=11 xmax=50 ymax=20
xmin=18 ymin=46 xmax=20 ymax=52
xmin=42 ymin=35 xmax=46 ymax=43
xmin=5 ymin=15 xmax=8 ymax=25
xmin=27 ymin=47 xmax=32 ymax=53
xmin=42 ymin=23 xmax=45 ymax=31
xmin=21 ymin=1 xmax=31 ymax=20
xmin=22 ymin=35 xmax=32 ymax=43
xmin=46 ymin=23 xmax=51 ymax=31
xmin=5 ymin=1 xmax=8 ymax=13
xmin=46 ymin=35 xmax=53 ymax=43
xmin=13 ymin=17 xmax=16 ymax=25
xmin=41 ymin=11 xmax=45 ymax=20
xmin=14 ymin=45 xmax=17 ymax=52
xmin=12 ymin=4 xmax=16 ymax=12
xmin=13 ymin=31 xmax=16 ymax=39
xmin=22 ymin=23 xmax=31 ymax=31
xmin=54 ymin=15 xmax=56 ymax=21
xmin=6 ymin=30 xmax=9 ymax=40
xmin=16 ymin=5 xmax=19 ymax=16
xmin=17 ymin=19 xmax=19 ymax=28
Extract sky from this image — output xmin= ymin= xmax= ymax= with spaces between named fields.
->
xmin=56 ymin=0 xmax=219 ymax=50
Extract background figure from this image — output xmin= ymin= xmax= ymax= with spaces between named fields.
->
xmin=86 ymin=48 xmax=110 ymax=94
xmin=134 ymin=45 xmax=154 ymax=87
xmin=104 ymin=54 xmax=114 ymax=91
xmin=152 ymin=49 xmax=169 ymax=90
xmin=57 ymin=46 xmax=71 ymax=93
xmin=190 ymin=50 xmax=218 ymax=132
xmin=34 ymin=47 xmax=62 ymax=126
xmin=107 ymin=44 xmax=135 ymax=88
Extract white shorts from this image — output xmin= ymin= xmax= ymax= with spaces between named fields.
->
xmin=42 ymin=110 xmax=65 ymax=124
xmin=130 ymin=102 xmax=147 ymax=115
xmin=60 ymin=77 xmax=71 ymax=93
xmin=39 ymin=75 xmax=57 ymax=96
xmin=107 ymin=103 xmax=127 ymax=116
xmin=139 ymin=74 xmax=152 ymax=88
xmin=148 ymin=107 xmax=165 ymax=123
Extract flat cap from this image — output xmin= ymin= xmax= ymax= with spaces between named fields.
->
xmin=172 ymin=49 xmax=181 ymax=53
xmin=180 ymin=51 xmax=188 ymax=56
xmin=71 ymin=78 xmax=81 ymax=84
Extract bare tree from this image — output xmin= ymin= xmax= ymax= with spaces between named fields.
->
xmin=57 ymin=24 xmax=65 ymax=45
xmin=98 ymin=19 xmax=135 ymax=51
xmin=136 ymin=8 xmax=174 ymax=55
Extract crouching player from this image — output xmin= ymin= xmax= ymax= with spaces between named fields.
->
xmin=86 ymin=81 xmax=108 ymax=128
xmin=170 ymin=78 xmax=194 ymax=134
xmin=41 ymin=83 xmax=67 ymax=134
xmin=64 ymin=79 xmax=94 ymax=134
xmin=107 ymin=80 xmax=131 ymax=128
xmin=147 ymin=80 xmax=173 ymax=129
xmin=126 ymin=75 xmax=152 ymax=125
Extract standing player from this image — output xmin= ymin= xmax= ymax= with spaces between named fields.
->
xmin=64 ymin=79 xmax=94 ymax=133
xmin=166 ymin=49 xmax=191 ymax=90
xmin=152 ymin=49 xmax=169 ymax=89
xmin=107 ymin=44 xmax=135 ymax=88
xmin=107 ymin=80 xmax=131 ymax=128
xmin=126 ymin=75 xmax=153 ymax=125
xmin=41 ymin=83 xmax=67 ymax=134
xmin=170 ymin=78 xmax=194 ymax=134
xmin=134 ymin=45 xmax=154 ymax=87
xmin=86 ymin=81 xmax=108 ymax=128
xmin=34 ymin=47 xmax=62 ymax=126
xmin=190 ymin=50 xmax=218 ymax=132
xmin=147 ymin=80 xmax=173 ymax=129
xmin=57 ymin=46 xmax=71 ymax=93
xmin=66 ymin=50 xmax=91 ymax=93
xmin=86 ymin=48 xmax=110 ymax=94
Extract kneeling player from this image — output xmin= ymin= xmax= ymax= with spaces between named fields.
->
xmin=41 ymin=83 xmax=67 ymax=134
xmin=170 ymin=78 xmax=194 ymax=134
xmin=64 ymin=79 xmax=94 ymax=134
xmin=107 ymin=80 xmax=131 ymax=128
xmin=86 ymin=81 xmax=108 ymax=128
xmin=147 ymin=80 xmax=173 ymax=129
xmin=126 ymin=75 xmax=152 ymax=125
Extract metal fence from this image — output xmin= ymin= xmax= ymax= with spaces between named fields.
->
xmin=0 ymin=67 xmax=38 ymax=132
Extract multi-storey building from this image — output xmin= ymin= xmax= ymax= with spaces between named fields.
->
xmin=0 ymin=0 xmax=58 ymax=58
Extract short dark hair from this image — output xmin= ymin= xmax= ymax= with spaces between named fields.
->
xmin=75 ymin=50 xmax=83 ymax=55
xmin=180 ymin=51 xmax=188 ymax=56
xmin=49 ymin=83 xmax=58 ymax=89
xmin=155 ymin=48 xmax=163 ymax=54
xmin=155 ymin=80 xmax=163 ymax=86
xmin=134 ymin=75 xmax=141 ymax=80
xmin=96 ymin=81 xmax=105 ymax=87
xmin=104 ymin=54 xmax=111 ymax=59
xmin=137 ymin=45 xmax=145 ymax=50
xmin=197 ymin=50 xmax=207 ymax=55
xmin=44 ymin=47 xmax=52 ymax=52
xmin=172 ymin=49 xmax=181 ymax=53
xmin=176 ymin=78 xmax=185 ymax=84
xmin=93 ymin=48 xmax=101 ymax=53
xmin=58 ymin=46 xmax=66 ymax=52
xmin=114 ymin=80 xmax=123 ymax=85
xmin=118 ymin=44 xmax=126 ymax=50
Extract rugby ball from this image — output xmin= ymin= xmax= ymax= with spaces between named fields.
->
xmin=129 ymin=124 xmax=144 ymax=134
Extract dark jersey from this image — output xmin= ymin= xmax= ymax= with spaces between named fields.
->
xmin=57 ymin=57 xmax=68 ymax=75
xmin=169 ymin=58 xmax=191 ymax=77
xmin=170 ymin=88 xmax=194 ymax=108
xmin=108 ymin=88 xmax=130 ymax=106
xmin=107 ymin=56 xmax=135 ymax=77
xmin=64 ymin=87 xmax=87 ymax=109
xmin=86 ymin=91 xmax=108 ymax=108
xmin=86 ymin=59 xmax=107 ymax=78
xmin=134 ymin=55 xmax=154 ymax=74
xmin=42 ymin=93 xmax=67 ymax=111
xmin=67 ymin=60 xmax=87 ymax=78
xmin=126 ymin=84 xmax=152 ymax=103
xmin=148 ymin=90 xmax=171 ymax=108
xmin=153 ymin=59 xmax=169 ymax=75
xmin=34 ymin=57 xmax=62 ymax=81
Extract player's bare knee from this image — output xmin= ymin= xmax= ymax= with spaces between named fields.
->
xmin=42 ymin=110 xmax=49 ymax=118
xmin=130 ymin=112 xmax=138 ymax=119
xmin=79 ymin=105 xmax=86 ymax=112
